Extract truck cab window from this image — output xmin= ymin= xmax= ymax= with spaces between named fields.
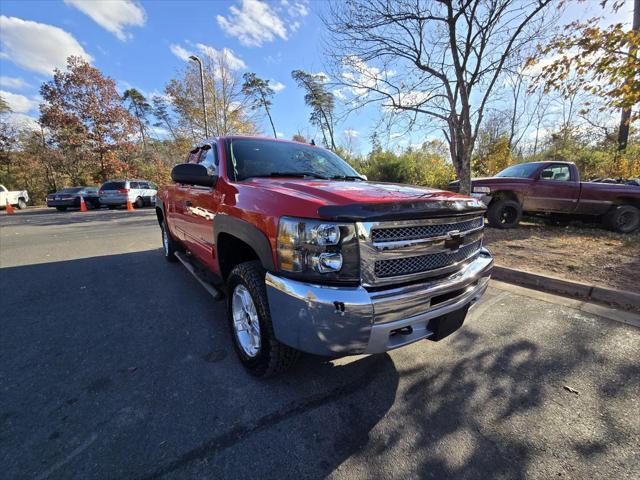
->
xmin=540 ymin=165 xmax=571 ymax=181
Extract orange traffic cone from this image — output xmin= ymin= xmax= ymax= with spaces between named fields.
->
xmin=126 ymin=197 xmax=134 ymax=211
xmin=5 ymin=199 xmax=14 ymax=215
xmin=79 ymin=195 xmax=88 ymax=212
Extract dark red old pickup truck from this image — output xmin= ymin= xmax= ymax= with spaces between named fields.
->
xmin=156 ymin=136 xmax=492 ymax=376
xmin=450 ymin=161 xmax=640 ymax=232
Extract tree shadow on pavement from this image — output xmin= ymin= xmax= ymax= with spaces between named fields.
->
xmin=0 ymin=250 xmax=400 ymax=480
xmin=349 ymin=313 xmax=640 ymax=480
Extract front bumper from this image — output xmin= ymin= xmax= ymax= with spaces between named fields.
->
xmin=265 ymin=248 xmax=493 ymax=356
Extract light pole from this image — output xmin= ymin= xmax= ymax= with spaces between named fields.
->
xmin=189 ymin=55 xmax=209 ymax=137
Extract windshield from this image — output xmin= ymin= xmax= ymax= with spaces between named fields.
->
xmin=230 ymin=139 xmax=360 ymax=181
xmin=496 ymin=163 xmax=541 ymax=178
xmin=61 ymin=188 xmax=83 ymax=193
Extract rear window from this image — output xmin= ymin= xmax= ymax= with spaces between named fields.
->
xmin=101 ymin=182 xmax=125 ymax=190
xmin=61 ymin=188 xmax=83 ymax=193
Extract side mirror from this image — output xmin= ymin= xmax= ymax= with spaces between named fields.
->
xmin=540 ymin=170 xmax=553 ymax=180
xmin=171 ymin=163 xmax=217 ymax=187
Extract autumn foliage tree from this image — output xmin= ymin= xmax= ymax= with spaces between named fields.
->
xmin=532 ymin=0 xmax=639 ymax=150
xmin=39 ymin=56 xmax=137 ymax=182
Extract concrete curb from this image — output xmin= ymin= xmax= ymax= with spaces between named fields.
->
xmin=492 ymin=265 xmax=640 ymax=311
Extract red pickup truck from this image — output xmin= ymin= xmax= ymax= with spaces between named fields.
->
xmin=450 ymin=161 xmax=640 ymax=232
xmin=156 ymin=137 xmax=492 ymax=376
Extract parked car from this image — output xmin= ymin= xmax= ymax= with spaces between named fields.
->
xmin=46 ymin=187 xmax=100 ymax=211
xmin=98 ymin=179 xmax=157 ymax=209
xmin=156 ymin=136 xmax=492 ymax=376
xmin=0 ymin=184 xmax=29 ymax=209
xmin=449 ymin=161 xmax=640 ymax=233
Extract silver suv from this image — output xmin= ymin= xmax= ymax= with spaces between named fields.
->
xmin=99 ymin=179 xmax=157 ymax=209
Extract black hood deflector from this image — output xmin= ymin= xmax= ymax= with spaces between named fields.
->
xmin=317 ymin=200 xmax=486 ymax=222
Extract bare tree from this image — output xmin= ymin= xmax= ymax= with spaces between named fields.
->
xmin=325 ymin=0 xmax=556 ymax=193
xmin=165 ymin=51 xmax=257 ymax=141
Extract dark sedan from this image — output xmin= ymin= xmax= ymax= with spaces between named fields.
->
xmin=46 ymin=187 xmax=100 ymax=211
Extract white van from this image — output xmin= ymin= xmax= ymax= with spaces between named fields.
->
xmin=98 ymin=179 xmax=157 ymax=209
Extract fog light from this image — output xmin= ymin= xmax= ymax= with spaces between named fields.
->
xmin=311 ymin=252 xmax=343 ymax=273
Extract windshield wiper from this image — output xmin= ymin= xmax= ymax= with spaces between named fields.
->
xmin=330 ymin=175 xmax=364 ymax=181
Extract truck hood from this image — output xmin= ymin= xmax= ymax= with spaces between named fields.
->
xmin=242 ymin=178 xmax=485 ymax=221
xmin=450 ymin=176 xmax=532 ymax=186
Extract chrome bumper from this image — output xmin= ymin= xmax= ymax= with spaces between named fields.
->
xmin=265 ymin=248 xmax=493 ymax=356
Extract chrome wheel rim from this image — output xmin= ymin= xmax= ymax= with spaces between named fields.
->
xmin=162 ymin=227 xmax=169 ymax=256
xmin=231 ymin=285 xmax=261 ymax=358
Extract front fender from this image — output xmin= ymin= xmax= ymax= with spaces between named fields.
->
xmin=213 ymin=214 xmax=275 ymax=271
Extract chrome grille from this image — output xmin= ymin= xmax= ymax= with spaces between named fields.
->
xmin=358 ymin=215 xmax=485 ymax=287
xmin=371 ymin=217 xmax=484 ymax=243
xmin=374 ymin=240 xmax=482 ymax=278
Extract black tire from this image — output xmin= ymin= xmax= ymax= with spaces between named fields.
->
xmin=604 ymin=205 xmax=640 ymax=233
xmin=56 ymin=206 xmax=67 ymax=211
xmin=108 ymin=205 xmax=117 ymax=210
xmin=17 ymin=198 xmax=27 ymax=209
xmin=227 ymin=261 xmax=299 ymax=377
xmin=134 ymin=197 xmax=144 ymax=209
xmin=161 ymin=220 xmax=179 ymax=262
xmin=487 ymin=199 xmax=522 ymax=228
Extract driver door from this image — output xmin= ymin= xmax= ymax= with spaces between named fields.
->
xmin=181 ymin=143 xmax=222 ymax=271
xmin=523 ymin=164 xmax=579 ymax=213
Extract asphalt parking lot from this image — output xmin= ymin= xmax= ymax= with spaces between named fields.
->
xmin=1 ymin=208 xmax=639 ymax=479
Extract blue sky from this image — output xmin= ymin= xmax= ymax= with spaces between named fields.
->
xmin=0 ymin=0 xmax=634 ymax=154
xmin=0 ymin=1 xmax=361 ymax=145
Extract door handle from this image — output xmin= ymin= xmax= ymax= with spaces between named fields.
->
xmin=185 ymin=200 xmax=193 ymax=207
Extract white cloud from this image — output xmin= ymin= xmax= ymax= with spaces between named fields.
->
xmin=170 ymin=44 xmax=192 ymax=62
xmin=64 ymin=0 xmax=146 ymax=41
xmin=0 ymin=76 xmax=30 ymax=90
xmin=170 ymin=43 xmax=246 ymax=71
xmin=0 ymin=90 xmax=39 ymax=113
xmin=271 ymin=80 xmax=285 ymax=92
xmin=4 ymin=112 xmax=40 ymax=130
xmin=0 ymin=16 xmax=92 ymax=75
xmin=217 ymin=0 xmax=309 ymax=47
xmin=282 ymin=0 xmax=309 ymax=17
xmin=333 ymin=88 xmax=346 ymax=101
xmin=217 ymin=0 xmax=287 ymax=47
xmin=344 ymin=128 xmax=358 ymax=138
xmin=196 ymin=44 xmax=247 ymax=70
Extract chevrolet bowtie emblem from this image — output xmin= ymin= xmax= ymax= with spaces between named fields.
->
xmin=444 ymin=230 xmax=465 ymax=252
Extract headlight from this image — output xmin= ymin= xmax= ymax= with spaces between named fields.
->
xmin=473 ymin=186 xmax=491 ymax=194
xmin=277 ymin=217 xmax=359 ymax=284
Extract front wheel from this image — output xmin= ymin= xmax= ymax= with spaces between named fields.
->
xmin=487 ymin=199 xmax=522 ymax=228
xmin=17 ymin=198 xmax=27 ymax=209
xmin=55 ymin=206 xmax=67 ymax=212
xmin=134 ymin=197 xmax=144 ymax=209
xmin=604 ymin=205 xmax=640 ymax=233
xmin=227 ymin=261 xmax=299 ymax=377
